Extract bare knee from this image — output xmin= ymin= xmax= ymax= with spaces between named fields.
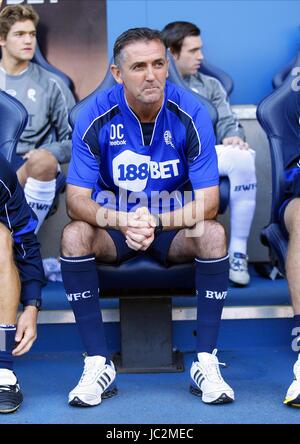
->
xmin=0 ymin=224 xmax=13 ymax=267
xmin=192 ymin=220 xmax=227 ymax=259
xmin=285 ymin=199 xmax=300 ymax=236
xmin=61 ymin=221 xmax=95 ymax=256
xmin=25 ymin=149 xmax=58 ymax=181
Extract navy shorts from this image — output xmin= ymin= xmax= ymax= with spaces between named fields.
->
xmin=11 ymin=153 xmax=26 ymax=172
xmin=106 ymin=228 xmax=179 ymax=266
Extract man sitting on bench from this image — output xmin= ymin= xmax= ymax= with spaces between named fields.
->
xmin=60 ymin=27 xmax=234 ymax=408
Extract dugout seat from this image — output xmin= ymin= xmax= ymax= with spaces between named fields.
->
xmin=0 ymin=90 xmax=28 ymax=162
xmin=68 ymin=56 xmax=229 ymax=373
xmin=257 ymin=73 xmax=300 ymax=275
xmin=272 ymin=50 xmax=300 ymax=89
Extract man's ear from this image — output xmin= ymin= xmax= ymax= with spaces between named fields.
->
xmin=0 ymin=35 xmax=6 ymax=48
xmin=166 ymin=57 xmax=169 ymax=79
xmin=170 ymin=48 xmax=179 ymax=61
xmin=110 ymin=64 xmax=123 ymax=84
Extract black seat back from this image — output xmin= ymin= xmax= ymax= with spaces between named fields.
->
xmin=0 ymin=91 xmax=28 ymax=162
xmin=199 ymin=60 xmax=233 ymax=97
xmin=272 ymin=50 xmax=300 ymax=89
xmin=257 ymin=73 xmax=300 ymax=273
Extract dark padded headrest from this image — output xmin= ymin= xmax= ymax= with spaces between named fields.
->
xmin=199 ymin=60 xmax=233 ymax=97
xmin=272 ymin=50 xmax=300 ymax=89
xmin=167 ymin=51 xmax=218 ymax=126
xmin=0 ymin=91 xmax=28 ymax=162
xmin=257 ymin=73 xmax=300 ymax=220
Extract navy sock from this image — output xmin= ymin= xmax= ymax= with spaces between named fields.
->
xmin=0 ymin=325 xmax=16 ymax=370
xmin=195 ymin=255 xmax=229 ymax=354
xmin=60 ymin=254 xmax=109 ymax=359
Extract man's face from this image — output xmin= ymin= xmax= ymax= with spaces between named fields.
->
xmin=0 ymin=20 xmax=36 ymax=63
xmin=173 ymin=35 xmax=204 ymax=77
xmin=111 ymin=39 xmax=168 ymax=109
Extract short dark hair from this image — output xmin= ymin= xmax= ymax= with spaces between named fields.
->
xmin=113 ymin=27 xmax=166 ymax=66
xmin=161 ymin=21 xmax=200 ymax=56
xmin=0 ymin=4 xmax=39 ymax=39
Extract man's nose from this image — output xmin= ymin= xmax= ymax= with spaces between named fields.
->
xmin=24 ymin=34 xmax=34 ymax=44
xmin=145 ymin=66 xmax=155 ymax=80
xmin=197 ymin=49 xmax=204 ymax=61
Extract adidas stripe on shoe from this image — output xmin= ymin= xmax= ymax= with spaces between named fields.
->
xmin=69 ymin=355 xmax=117 ymax=407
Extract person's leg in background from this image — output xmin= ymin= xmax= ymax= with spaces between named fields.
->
xmin=283 ymin=198 xmax=300 ymax=407
xmin=216 ymin=145 xmax=257 ymax=286
xmin=0 ymin=223 xmax=23 ymax=414
xmin=17 ymin=149 xmax=57 ymax=233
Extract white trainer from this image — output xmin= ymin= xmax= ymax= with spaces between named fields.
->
xmin=284 ymin=354 xmax=300 ymax=407
xmin=190 ymin=349 xmax=234 ymax=404
xmin=229 ymin=252 xmax=250 ymax=286
xmin=69 ymin=355 xmax=117 ymax=407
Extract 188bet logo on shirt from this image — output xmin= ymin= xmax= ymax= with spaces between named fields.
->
xmin=112 ymin=150 xmax=180 ymax=192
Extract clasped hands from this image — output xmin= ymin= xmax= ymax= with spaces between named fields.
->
xmin=120 ymin=207 xmax=157 ymax=251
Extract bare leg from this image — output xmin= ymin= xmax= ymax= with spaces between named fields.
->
xmin=61 ymin=221 xmax=117 ymax=261
xmin=16 ymin=149 xmax=57 ymax=186
xmin=284 ymin=198 xmax=300 ymax=314
xmin=283 ymin=198 xmax=300 ymax=406
xmin=168 ymin=220 xmax=227 ymax=262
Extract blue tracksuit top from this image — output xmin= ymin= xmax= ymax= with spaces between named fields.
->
xmin=67 ymin=81 xmax=219 ymax=213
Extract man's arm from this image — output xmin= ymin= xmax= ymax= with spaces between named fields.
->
xmin=67 ymin=184 xmax=153 ymax=236
xmin=45 ymin=79 xmax=76 ymax=164
xmin=159 ymin=186 xmax=219 ymax=230
xmin=0 ymin=155 xmax=45 ymax=355
xmin=206 ymin=77 xmax=245 ymax=144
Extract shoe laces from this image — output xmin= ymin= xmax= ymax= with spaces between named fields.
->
xmin=79 ymin=357 xmax=105 ymax=385
xmin=197 ymin=349 xmax=226 ymax=384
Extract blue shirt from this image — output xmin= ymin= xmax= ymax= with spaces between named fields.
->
xmin=68 ymin=81 xmax=218 ymax=213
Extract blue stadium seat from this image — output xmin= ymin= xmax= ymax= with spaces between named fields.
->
xmin=199 ymin=59 xmax=234 ymax=97
xmin=0 ymin=90 xmax=28 ymax=162
xmin=256 ymin=74 xmax=299 ymax=274
xmin=272 ymin=50 xmax=300 ymax=89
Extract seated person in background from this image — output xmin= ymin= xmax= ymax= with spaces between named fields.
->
xmin=161 ymin=21 xmax=257 ymax=286
xmin=278 ymin=87 xmax=300 ymax=408
xmin=0 ymin=152 xmax=44 ymax=414
xmin=61 ymin=27 xmax=235 ymax=408
xmin=0 ymin=5 xmax=75 ymax=232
